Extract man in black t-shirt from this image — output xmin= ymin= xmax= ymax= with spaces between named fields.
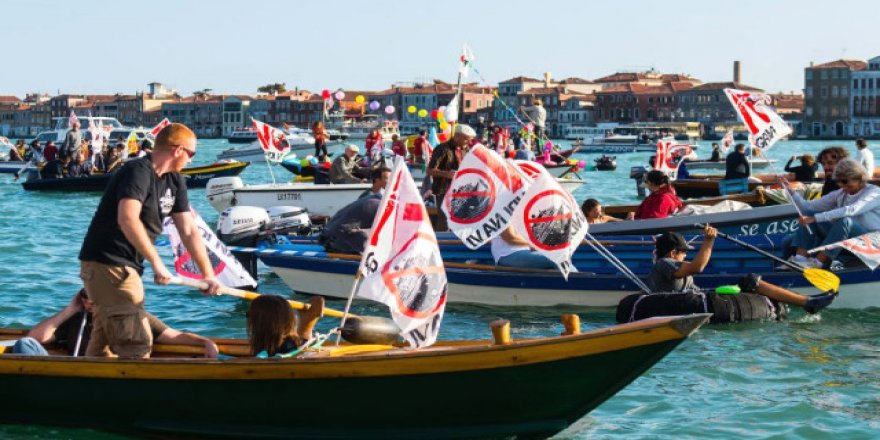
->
xmin=78 ymin=123 xmax=220 ymax=359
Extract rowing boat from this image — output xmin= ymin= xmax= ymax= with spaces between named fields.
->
xmin=0 ymin=314 xmax=708 ymax=439
xmin=21 ymin=161 xmax=250 ymax=191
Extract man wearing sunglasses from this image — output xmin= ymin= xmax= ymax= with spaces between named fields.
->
xmin=78 ymin=123 xmax=221 ymax=358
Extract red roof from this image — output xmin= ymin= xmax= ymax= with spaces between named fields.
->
xmin=0 ymin=96 xmax=21 ymax=103
xmin=499 ymin=76 xmax=542 ymax=84
xmin=559 ymin=77 xmax=595 ymax=84
xmin=810 ymin=59 xmax=867 ymax=70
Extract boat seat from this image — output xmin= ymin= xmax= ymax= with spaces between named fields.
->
xmin=719 ymin=178 xmax=750 ymax=195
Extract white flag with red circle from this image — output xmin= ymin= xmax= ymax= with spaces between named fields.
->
xmin=357 ymin=156 xmax=447 ymax=348
xmin=514 ymin=159 xmax=553 ymax=181
xmin=150 ymin=118 xmax=171 ymax=137
xmin=724 ymin=88 xmax=791 ymax=150
xmin=163 ymin=207 xmax=257 ymax=289
xmin=252 ymin=118 xmax=289 ymax=162
xmin=442 ymin=144 xmax=528 ymax=249
xmin=509 ymin=171 xmax=588 ymax=280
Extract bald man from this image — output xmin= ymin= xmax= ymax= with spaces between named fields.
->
xmin=78 ymin=123 xmax=221 ymax=358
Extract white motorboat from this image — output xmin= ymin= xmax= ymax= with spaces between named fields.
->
xmin=216 ymin=126 xmax=316 ymax=162
xmin=34 ymin=116 xmax=125 ymax=144
xmin=206 ymin=177 xmax=370 ymax=217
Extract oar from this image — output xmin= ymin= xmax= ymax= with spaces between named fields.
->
xmin=693 ymin=223 xmax=840 ymax=292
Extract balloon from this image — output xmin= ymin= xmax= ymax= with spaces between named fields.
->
xmin=418 ymin=109 xmax=428 ymax=118
xmin=334 ymin=90 xmax=345 ymax=100
xmin=322 ymin=162 xmax=332 ymax=170
xmin=544 ymin=141 xmax=553 ymax=150
xmin=577 ymin=160 xmax=586 ymax=169
xmin=369 ymin=101 xmax=380 ymax=111
xmin=355 ymin=95 xmax=365 ymax=103
xmin=321 ymin=89 xmax=331 ymax=99
xmin=438 ymin=106 xmax=447 ymax=113
xmin=300 ymin=159 xmax=309 ymax=166
xmin=439 ymin=121 xmax=449 ymax=130
xmin=438 ymin=133 xmax=448 ymax=142
xmin=407 ymin=105 xmax=416 ymax=113
xmin=385 ymin=105 xmax=395 ymax=114
xmin=309 ymin=157 xmax=319 ymax=165
xmin=430 ymin=109 xmax=439 ymax=119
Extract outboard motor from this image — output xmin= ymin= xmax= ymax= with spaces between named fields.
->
xmin=630 ymin=166 xmax=647 ymax=199
xmin=267 ymin=206 xmax=313 ymax=236
xmin=217 ymin=206 xmax=271 ymax=280
xmin=206 ymin=177 xmax=245 ymax=212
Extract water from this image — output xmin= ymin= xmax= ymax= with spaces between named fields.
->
xmin=1 ymin=138 xmax=879 ymax=439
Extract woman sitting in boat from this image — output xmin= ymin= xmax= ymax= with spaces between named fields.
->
xmin=647 ymin=226 xmax=836 ymax=315
xmin=817 ymin=146 xmax=850 ymax=196
xmin=784 ymin=154 xmax=821 ymax=182
xmin=491 ymin=226 xmax=556 ymax=269
xmin=785 ymin=158 xmax=880 ymax=270
xmin=581 ymin=199 xmax=622 ymax=224
xmin=633 ymin=170 xmax=683 ymax=220
xmin=247 ymin=295 xmax=324 ymax=357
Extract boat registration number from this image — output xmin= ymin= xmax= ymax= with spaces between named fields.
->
xmin=277 ymin=193 xmax=302 ymax=201
xmin=738 ymin=219 xmax=799 ymax=236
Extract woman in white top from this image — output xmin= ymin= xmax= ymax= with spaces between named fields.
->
xmin=856 ymin=138 xmax=874 ymax=178
xmin=490 ymin=226 xmax=556 ymax=269
xmin=787 ymin=158 xmax=880 ymax=269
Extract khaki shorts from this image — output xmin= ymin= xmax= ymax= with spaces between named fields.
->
xmin=80 ymin=261 xmax=153 ymax=358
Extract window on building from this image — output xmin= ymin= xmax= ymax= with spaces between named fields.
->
xmin=831 ymin=69 xmax=839 ymax=79
xmin=806 ymin=106 xmax=813 ymax=116
xmin=821 ymin=87 xmax=827 ymax=97
xmin=806 ymin=87 xmax=813 ymax=98
xmin=806 ymin=70 xmax=813 ymax=80
xmin=841 ymin=87 xmax=848 ymax=97
xmin=821 ymin=70 xmax=828 ymax=80
xmin=832 ymin=86 xmax=838 ymax=97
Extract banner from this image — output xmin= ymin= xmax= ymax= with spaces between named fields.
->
xmin=810 ymin=232 xmax=880 ymax=270
xmin=163 ymin=206 xmax=258 ymax=288
xmin=721 ymin=129 xmax=734 ymax=153
xmin=87 ymin=117 xmax=104 ymax=163
xmin=513 ymin=159 xmax=553 ymax=181
xmin=442 ymin=144 xmax=527 ymax=249
xmin=68 ymin=110 xmax=78 ymax=128
xmin=150 ymin=118 xmax=171 ymax=137
xmin=509 ymin=172 xmax=588 ymax=280
xmin=724 ymin=88 xmax=792 ymax=150
xmin=252 ymin=118 xmax=289 ymax=162
xmin=459 ymin=44 xmax=475 ymax=79
xmin=357 ymin=157 xmax=447 ymax=348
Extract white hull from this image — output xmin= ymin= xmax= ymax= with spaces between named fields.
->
xmin=208 ymin=182 xmax=370 ymax=217
xmin=686 ymin=158 xmax=776 ymax=171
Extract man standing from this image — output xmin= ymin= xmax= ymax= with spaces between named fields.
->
xmin=63 ymin=121 xmax=83 ymax=161
xmin=427 ymin=124 xmax=475 ymax=230
xmin=521 ymin=99 xmax=547 ymax=148
xmin=330 ymin=144 xmax=366 ymax=184
xmin=856 ymin=138 xmax=874 ymax=179
xmin=79 ymin=123 xmax=220 ymax=358
xmin=724 ymin=143 xmax=750 ymax=180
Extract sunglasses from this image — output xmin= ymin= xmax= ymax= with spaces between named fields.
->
xmin=173 ymin=145 xmax=196 ymax=158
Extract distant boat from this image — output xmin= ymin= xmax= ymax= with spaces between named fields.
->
xmin=226 ymin=127 xmax=258 ymax=144
xmin=22 ymin=161 xmax=249 ymax=191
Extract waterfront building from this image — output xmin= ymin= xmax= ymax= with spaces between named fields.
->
xmin=804 ymin=59 xmax=866 ymax=137
xmin=494 ymin=76 xmax=545 ymax=126
xmin=676 ymin=82 xmax=763 ymax=137
xmin=517 ymin=86 xmax=593 ymax=137
xmin=851 ymin=56 xmax=880 ymax=137
xmin=771 ymin=92 xmax=805 ymax=136
xmin=161 ymin=95 xmax=223 ymax=138
xmin=594 ymin=82 xmax=694 ymax=124
xmin=593 ymin=70 xmax=701 ymax=90
xmin=557 ymin=95 xmax=597 ymax=139
xmin=221 ymin=95 xmax=253 ymax=136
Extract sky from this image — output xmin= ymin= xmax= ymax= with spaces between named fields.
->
xmin=1 ymin=0 xmax=877 ymax=98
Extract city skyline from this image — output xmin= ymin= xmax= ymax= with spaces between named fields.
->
xmin=1 ymin=0 xmax=877 ymax=98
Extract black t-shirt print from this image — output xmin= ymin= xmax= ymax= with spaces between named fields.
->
xmin=79 ymin=157 xmax=189 ymax=272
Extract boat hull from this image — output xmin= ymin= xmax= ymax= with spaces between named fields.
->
xmin=210 ymin=182 xmax=371 ymax=217
xmin=22 ymin=162 xmax=250 ymax=191
xmin=0 ymin=315 xmax=708 ymax=439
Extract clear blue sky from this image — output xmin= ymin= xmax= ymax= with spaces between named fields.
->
xmin=1 ymin=0 xmax=876 ymax=98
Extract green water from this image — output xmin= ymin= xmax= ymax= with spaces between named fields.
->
xmin=1 ymin=138 xmax=878 ymax=439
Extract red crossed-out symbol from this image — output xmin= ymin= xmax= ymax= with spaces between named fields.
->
xmin=523 ymin=189 xmax=574 ymax=251
xmin=517 ymin=161 xmax=542 ymax=179
xmin=174 ymin=250 xmax=226 ymax=279
xmin=381 ymin=232 xmax=447 ymax=318
xmin=842 ymin=234 xmax=880 ymax=255
xmin=446 ymin=168 xmax=495 ymax=224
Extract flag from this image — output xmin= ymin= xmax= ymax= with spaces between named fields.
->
xmin=442 ymin=144 xmax=528 ymax=249
xmin=323 ymin=96 xmax=334 ymax=119
xmin=252 ymin=118 xmax=289 ymax=162
xmin=458 ymin=44 xmax=475 ymax=79
xmin=357 ymin=156 xmax=447 ymax=348
xmin=163 ymin=207 xmax=258 ymax=288
xmin=724 ymin=88 xmax=792 ymax=150
xmin=88 ymin=117 xmax=104 ymax=161
xmin=444 ymin=94 xmax=459 ymax=123
xmin=426 ymin=126 xmax=438 ymax=157
xmin=509 ymin=172 xmax=588 ymax=280
xmin=126 ymin=131 xmax=139 ymax=157
xmin=513 ymin=159 xmax=553 ymax=181
xmin=653 ymin=140 xmax=675 ymax=175
xmin=810 ymin=232 xmax=880 ymax=270
xmin=721 ymin=129 xmax=734 ymax=153
xmin=68 ymin=110 xmax=78 ymax=128
xmin=150 ymin=118 xmax=171 ymax=137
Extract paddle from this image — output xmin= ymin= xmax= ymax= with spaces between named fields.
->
xmin=693 ymin=223 xmax=840 ymax=293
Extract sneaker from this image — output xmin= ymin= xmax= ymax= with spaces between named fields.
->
xmin=829 ymin=260 xmax=845 ymax=272
xmin=803 ymin=291 xmax=837 ymax=314
xmin=799 ymin=257 xmax=824 ymax=269
xmin=777 ymin=255 xmax=807 ymax=271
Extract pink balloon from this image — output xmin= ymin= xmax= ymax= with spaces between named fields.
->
xmin=334 ymin=90 xmax=345 ymax=100
xmin=384 ymin=105 xmax=395 ymax=114
xmin=577 ymin=160 xmax=586 ymax=169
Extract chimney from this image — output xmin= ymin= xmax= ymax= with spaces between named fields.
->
xmin=544 ymin=72 xmax=552 ymax=88
xmin=733 ymin=61 xmax=741 ymax=84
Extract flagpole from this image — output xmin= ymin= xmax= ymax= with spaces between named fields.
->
xmin=335 ymin=272 xmax=362 ymax=346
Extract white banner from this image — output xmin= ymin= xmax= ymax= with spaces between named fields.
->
xmin=810 ymin=231 xmax=880 ymax=270
xmin=358 ymin=157 xmax=447 ymax=348
xmin=163 ymin=207 xmax=258 ymax=288
xmin=721 ymin=129 xmax=734 ymax=153
xmin=442 ymin=144 xmax=528 ymax=249
xmin=509 ymin=172 xmax=588 ymax=280
xmin=724 ymin=88 xmax=792 ymax=150
xmin=513 ymin=159 xmax=553 ymax=181
xmin=88 ymin=118 xmax=104 ymax=164
xmin=252 ymin=118 xmax=289 ymax=163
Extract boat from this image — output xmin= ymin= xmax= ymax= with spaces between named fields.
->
xmin=226 ymin=127 xmax=258 ymax=143
xmin=0 ymin=314 xmax=708 ymax=439
xmin=0 ymin=161 xmax=32 ymax=174
xmin=22 ymin=161 xmax=250 ymax=191
xmin=325 ymin=128 xmax=349 ymax=142
xmin=683 ymin=157 xmax=777 ymax=173
xmin=217 ymin=127 xmax=316 ymax=162
xmin=33 ymin=117 xmax=125 ymax=145
xmin=594 ymin=155 xmax=617 ymax=171
xmin=206 ymin=177 xmax=371 ymax=217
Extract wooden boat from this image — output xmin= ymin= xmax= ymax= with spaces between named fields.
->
xmin=684 ymin=157 xmax=776 ymax=172
xmin=0 ymin=314 xmax=709 ymax=439
xmin=21 ymin=161 xmax=250 ymax=191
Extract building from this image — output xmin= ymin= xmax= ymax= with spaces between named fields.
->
xmin=594 ymin=82 xmax=694 ymax=124
xmin=493 ymin=76 xmax=545 ymax=126
xmin=161 ymin=95 xmax=224 ymax=138
xmin=593 ymin=70 xmax=701 ymax=90
xmin=516 ymin=86 xmax=594 ymax=137
xmin=557 ymin=95 xmax=597 ymax=138
xmin=221 ymin=95 xmax=253 ymax=136
xmin=851 ymin=56 xmax=880 ymax=137
xmin=804 ymin=59 xmax=867 ymax=137
xmin=676 ymin=82 xmax=763 ymax=136
xmin=771 ymin=92 xmax=805 ymax=136
xmin=397 ymin=81 xmax=493 ymax=133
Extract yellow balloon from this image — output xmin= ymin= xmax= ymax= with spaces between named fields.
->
xmin=436 ymin=112 xmax=445 ymax=122
xmin=418 ymin=109 xmax=428 ymax=118
xmin=407 ymin=105 xmax=417 ymax=114
xmin=355 ymin=95 xmax=365 ymax=103
xmin=439 ymin=121 xmax=449 ymax=130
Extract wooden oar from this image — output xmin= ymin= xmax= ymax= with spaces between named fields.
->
xmin=694 ymin=223 xmax=840 ymax=293
xmin=169 ymin=277 xmax=349 ymax=318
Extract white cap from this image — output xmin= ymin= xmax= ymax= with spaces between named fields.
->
xmin=455 ymin=124 xmax=476 ymax=138
xmin=345 ymin=144 xmax=360 ymax=153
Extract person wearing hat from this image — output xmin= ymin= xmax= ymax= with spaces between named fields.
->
xmin=521 ymin=98 xmax=547 ymax=148
xmin=648 ymin=225 xmax=836 ymax=314
xmin=427 ymin=124 xmax=476 ymax=230
xmin=330 ymin=144 xmax=366 ymax=184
